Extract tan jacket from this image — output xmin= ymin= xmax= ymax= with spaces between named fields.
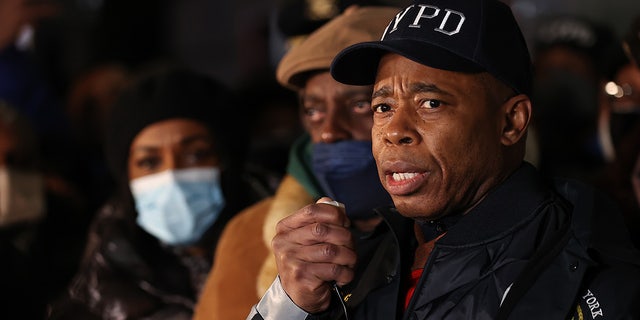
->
xmin=193 ymin=175 xmax=313 ymax=320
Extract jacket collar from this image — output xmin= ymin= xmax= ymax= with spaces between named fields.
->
xmin=437 ymin=162 xmax=553 ymax=246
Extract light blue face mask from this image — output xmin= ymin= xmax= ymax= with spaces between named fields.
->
xmin=130 ymin=167 xmax=225 ymax=246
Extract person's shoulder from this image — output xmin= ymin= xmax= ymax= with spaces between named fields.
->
xmin=552 ymin=177 xmax=628 ymax=239
xmin=197 ymin=198 xmax=275 ymax=320
xmin=215 ymin=197 xmax=275 ymax=249
xmin=572 ymin=260 xmax=640 ymax=319
xmin=85 ymin=200 xmax=134 ymax=243
xmin=78 ymin=199 xmax=150 ymax=273
xmin=232 ymin=197 xmax=275 ymax=227
xmin=554 ymin=176 xmax=640 ymax=269
xmin=215 ymin=197 xmax=274 ymax=258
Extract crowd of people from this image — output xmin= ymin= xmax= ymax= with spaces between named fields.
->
xmin=0 ymin=0 xmax=639 ymax=319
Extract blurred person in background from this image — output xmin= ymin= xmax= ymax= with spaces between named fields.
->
xmin=0 ymin=101 xmax=86 ymax=319
xmin=63 ymin=63 xmax=131 ymax=220
xmin=47 ymin=67 xmax=256 ymax=320
xmin=624 ymin=16 xmax=640 ymax=216
xmin=608 ymin=14 xmax=640 ymax=155
xmin=530 ymin=15 xmax=625 ymax=183
xmin=0 ymin=0 xmax=68 ymax=137
xmin=0 ymin=0 xmax=92 ymax=236
xmin=624 ymin=14 xmax=640 ymax=68
xmin=597 ymin=14 xmax=640 ymax=248
xmin=601 ymin=122 xmax=640 ymax=249
xmin=236 ymin=76 xmax=303 ymax=199
xmin=193 ymin=6 xmax=398 ymax=320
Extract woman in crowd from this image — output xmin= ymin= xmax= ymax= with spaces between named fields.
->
xmin=48 ymin=67 xmax=254 ymax=319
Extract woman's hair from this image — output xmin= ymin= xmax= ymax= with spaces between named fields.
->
xmin=103 ymin=66 xmax=241 ymax=183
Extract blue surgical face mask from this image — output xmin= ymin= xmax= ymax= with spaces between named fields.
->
xmin=312 ymin=141 xmax=392 ymax=220
xmin=130 ymin=167 xmax=225 ymax=245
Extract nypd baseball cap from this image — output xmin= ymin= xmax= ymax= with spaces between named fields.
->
xmin=330 ymin=0 xmax=533 ymax=96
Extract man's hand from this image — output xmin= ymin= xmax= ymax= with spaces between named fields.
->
xmin=272 ymin=197 xmax=356 ymax=314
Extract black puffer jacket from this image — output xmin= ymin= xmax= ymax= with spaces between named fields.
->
xmin=250 ymin=163 xmax=640 ymax=319
xmin=47 ymin=191 xmax=238 ymax=320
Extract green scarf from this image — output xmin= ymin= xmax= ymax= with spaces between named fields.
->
xmin=285 ymin=134 xmax=324 ymax=199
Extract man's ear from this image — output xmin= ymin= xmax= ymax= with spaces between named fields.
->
xmin=500 ymin=94 xmax=531 ymax=146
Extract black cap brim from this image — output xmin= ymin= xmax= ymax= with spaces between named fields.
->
xmin=331 ymin=39 xmax=485 ymax=86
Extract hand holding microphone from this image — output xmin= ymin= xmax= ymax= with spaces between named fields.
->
xmin=271 ymin=197 xmax=356 ymax=313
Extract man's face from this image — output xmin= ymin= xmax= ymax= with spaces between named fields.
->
xmin=371 ymin=54 xmax=509 ymax=220
xmin=300 ymin=72 xmax=373 ymax=143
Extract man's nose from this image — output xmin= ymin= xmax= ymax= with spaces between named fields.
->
xmin=382 ymin=106 xmax=420 ymax=146
xmin=319 ymin=108 xmax=350 ymax=143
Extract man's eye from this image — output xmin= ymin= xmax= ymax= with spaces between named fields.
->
xmin=423 ymin=100 xmax=442 ymax=109
xmin=303 ymin=106 xmax=324 ymax=122
xmin=373 ymin=104 xmax=391 ymax=113
xmin=352 ymin=100 xmax=372 ymax=114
